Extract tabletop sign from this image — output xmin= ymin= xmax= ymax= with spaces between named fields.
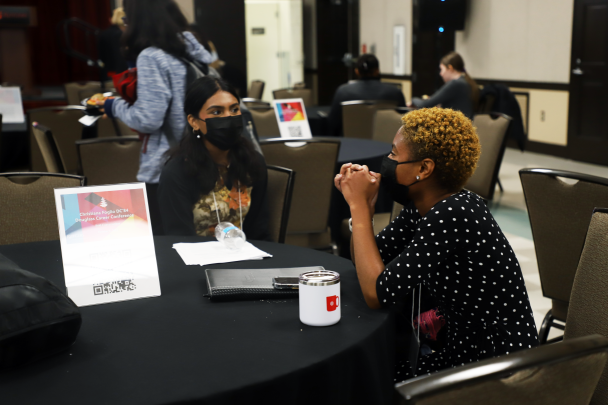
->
xmin=54 ymin=183 xmax=161 ymax=307
xmin=0 ymin=87 xmax=25 ymax=124
xmin=272 ymin=98 xmax=313 ymax=141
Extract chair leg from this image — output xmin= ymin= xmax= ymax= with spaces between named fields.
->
xmin=538 ymin=309 xmax=554 ymax=344
xmin=497 ymin=178 xmax=504 ymax=193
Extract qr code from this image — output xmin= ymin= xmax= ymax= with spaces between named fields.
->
xmin=93 ymin=279 xmax=137 ymax=295
xmin=288 ymin=126 xmax=303 ymax=137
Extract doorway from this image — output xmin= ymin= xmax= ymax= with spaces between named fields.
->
xmin=245 ymin=0 xmax=304 ymax=101
xmin=567 ymin=0 xmax=608 ymax=165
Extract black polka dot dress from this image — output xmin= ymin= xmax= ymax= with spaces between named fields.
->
xmin=375 ymin=190 xmax=538 ymax=382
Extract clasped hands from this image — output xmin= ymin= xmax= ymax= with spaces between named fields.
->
xmin=334 ymin=163 xmax=381 ymax=214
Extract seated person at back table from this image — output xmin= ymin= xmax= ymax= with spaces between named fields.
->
xmin=408 ymin=52 xmax=479 ymax=119
xmin=328 ymin=54 xmax=406 ymax=136
xmin=158 ymin=76 xmax=271 ymax=241
xmin=334 ymin=107 xmax=538 ymax=382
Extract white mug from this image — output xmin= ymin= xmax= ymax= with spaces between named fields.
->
xmin=299 ymin=270 xmax=341 ymax=326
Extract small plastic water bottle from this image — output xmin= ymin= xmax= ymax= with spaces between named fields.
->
xmin=215 ymin=222 xmax=246 ymax=250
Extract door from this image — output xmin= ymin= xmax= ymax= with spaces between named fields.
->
xmin=568 ymin=0 xmax=608 ymax=164
xmin=245 ymin=2 xmax=281 ymax=100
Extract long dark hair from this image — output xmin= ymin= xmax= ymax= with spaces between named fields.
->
xmin=122 ymin=0 xmax=189 ymax=61
xmin=169 ymin=77 xmax=264 ymax=195
xmin=440 ymin=52 xmax=480 ymax=109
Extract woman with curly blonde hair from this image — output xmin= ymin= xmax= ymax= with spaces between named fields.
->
xmin=335 ymin=107 xmax=538 ymax=381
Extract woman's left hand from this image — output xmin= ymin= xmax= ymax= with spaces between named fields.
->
xmin=341 ymin=166 xmax=380 ymax=212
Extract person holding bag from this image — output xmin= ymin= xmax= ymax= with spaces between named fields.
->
xmin=334 ymin=107 xmax=538 ymax=381
xmin=99 ymin=0 xmax=215 ymax=234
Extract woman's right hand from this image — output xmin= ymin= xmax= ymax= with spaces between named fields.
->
xmin=335 ymin=163 xmax=371 ymax=194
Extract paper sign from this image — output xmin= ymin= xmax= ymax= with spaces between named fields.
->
xmin=272 ymin=98 xmax=313 ymax=140
xmin=0 ymin=87 xmax=25 ymax=123
xmin=54 ymin=183 xmax=161 ymax=307
xmin=393 ymin=25 xmax=406 ymax=76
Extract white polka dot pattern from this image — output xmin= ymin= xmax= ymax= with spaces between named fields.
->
xmin=374 ymin=190 xmax=539 ymax=382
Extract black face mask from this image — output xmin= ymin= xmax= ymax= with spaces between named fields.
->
xmin=201 ymin=115 xmax=243 ymax=150
xmin=380 ymin=155 xmax=421 ymax=206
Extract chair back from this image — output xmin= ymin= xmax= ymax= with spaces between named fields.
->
xmin=0 ymin=172 xmax=85 ymax=245
xmin=28 ymin=107 xmax=85 ymax=173
xmin=242 ymin=98 xmax=271 ymax=109
xmin=260 ymin=139 xmax=340 ymax=235
xmin=249 ymin=107 xmax=280 ymax=138
xmin=565 ymin=208 xmax=608 ymax=405
xmin=342 ymin=100 xmax=399 ymax=139
xmin=373 ymin=108 xmax=408 ymax=144
xmin=273 ymin=88 xmax=313 ymax=107
xmin=64 ymin=81 xmax=113 ymax=105
xmin=519 ymin=169 xmax=608 ymax=319
xmin=32 ymin=123 xmax=66 ymax=173
xmin=266 ymin=165 xmax=295 ymax=243
xmin=76 ymin=136 xmax=141 ymax=185
xmin=248 ymin=80 xmax=265 ymax=100
xmin=396 ymin=334 xmax=608 ymax=405
xmin=465 ymin=113 xmax=511 ymax=200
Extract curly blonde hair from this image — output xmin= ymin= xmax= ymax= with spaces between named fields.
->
xmin=400 ymin=107 xmax=480 ymax=191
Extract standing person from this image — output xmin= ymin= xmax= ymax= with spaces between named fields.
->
xmin=97 ymin=7 xmax=128 ymax=79
xmin=408 ymin=52 xmax=479 ymax=118
xmin=334 ymin=107 xmax=538 ymax=381
xmin=99 ymin=0 xmax=215 ymax=234
xmin=158 ymin=77 xmax=270 ymax=241
xmin=328 ymin=54 xmax=406 ymax=136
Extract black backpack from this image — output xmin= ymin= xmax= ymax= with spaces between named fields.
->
xmin=0 ymin=254 xmax=82 ymax=371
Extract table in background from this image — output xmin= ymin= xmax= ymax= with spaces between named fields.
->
xmin=0 ymin=122 xmax=28 ymax=171
xmin=0 ymin=236 xmax=396 ymax=405
xmin=306 ymin=105 xmax=330 ymax=135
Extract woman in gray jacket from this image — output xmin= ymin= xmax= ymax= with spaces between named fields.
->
xmin=102 ymin=0 xmax=215 ymax=233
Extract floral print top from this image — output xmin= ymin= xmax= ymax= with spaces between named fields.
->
xmin=192 ymin=174 xmax=252 ymax=237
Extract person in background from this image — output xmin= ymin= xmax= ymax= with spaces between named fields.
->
xmin=99 ymin=0 xmax=215 ymax=234
xmin=158 ymin=77 xmax=270 ymax=240
xmin=408 ymin=52 xmax=479 ymax=119
xmin=328 ymin=54 xmax=406 ymax=136
xmin=334 ymin=107 xmax=537 ymax=381
xmin=189 ymin=23 xmax=226 ymax=72
xmin=98 ymin=7 xmax=128 ymax=79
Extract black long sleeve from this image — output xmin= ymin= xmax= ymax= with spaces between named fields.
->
xmin=157 ymin=153 xmax=271 ymax=241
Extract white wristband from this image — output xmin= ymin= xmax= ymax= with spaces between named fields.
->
xmin=349 ymin=217 xmax=374 ymax=232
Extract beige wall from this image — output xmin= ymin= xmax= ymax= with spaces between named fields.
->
xmin=360 ymin=0 xmax=413 ymax=76
xmin=456 ymin=0 xmax=574 ymax=84
xmin=114 ymin=0 xmax=195 ymax=23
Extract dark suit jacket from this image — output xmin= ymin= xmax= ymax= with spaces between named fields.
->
xmin=328 ymin=78 xmax=406 ymax=136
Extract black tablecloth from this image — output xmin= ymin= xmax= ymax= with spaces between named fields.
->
xmin=306 ymin=106 xmax=330 ymax=136
xmin=0 ymin=236 xmax=396 ymax=405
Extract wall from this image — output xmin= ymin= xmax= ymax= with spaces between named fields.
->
xmin=455 ymin=0 xmax=574 ymax=84
xmin=359 ymin=0 xmax=413 ymax=76
xmin=114 ymin=0 xmax=195 ymax=23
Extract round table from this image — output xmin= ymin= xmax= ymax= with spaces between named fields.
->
xmin=0 ymin=236 xmax=396 ymax=405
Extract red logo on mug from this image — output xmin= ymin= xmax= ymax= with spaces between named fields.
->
xmin=326 ymin=295 xmax=339 ymax=312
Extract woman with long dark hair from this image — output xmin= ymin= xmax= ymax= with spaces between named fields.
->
xmin=408 ymin=52 xmax=479 ymax=118
xmin=100 ymin=0 xmax=215 ymax=233
xmin=158 ymin=77 xmax=270 ymax=240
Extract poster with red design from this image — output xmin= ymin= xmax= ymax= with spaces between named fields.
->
xmin=272 ymin=98 xmax=313 ymax=141
xmin=54 ymin=183 xmax=161 ymax=307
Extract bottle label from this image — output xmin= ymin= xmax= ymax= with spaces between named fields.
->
xmin=222 ymin=225 xmax=238 ymax=234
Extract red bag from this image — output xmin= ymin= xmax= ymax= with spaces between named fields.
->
xmin=112 ymin=68 xmax=138 ymax=105
xmin=111 ymin=68 xmax=152 ymax=151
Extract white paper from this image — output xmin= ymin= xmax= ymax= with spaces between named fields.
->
xmin=272 ymin=98 xmax=313 ymax=144
xmin=79 ymin=114 xmax=101 ymax=126
xmin=54 ymin=183 xmax=161 ymax=307
xmin=393 ymin=26 xmax=406 ymax=76
xmin=0 ymin=87 xmax=25 ymax=123
xmin=173 ymin=241 xmax=272 ymax=266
